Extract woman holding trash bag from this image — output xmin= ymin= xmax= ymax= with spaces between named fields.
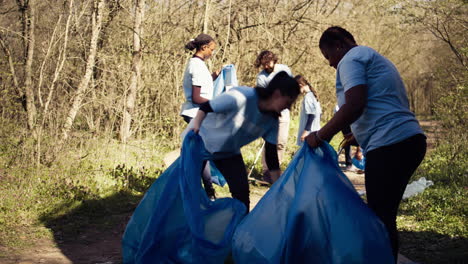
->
xmin=191 ymin=71 xmax=300 ymax=211
xmin=180 ymin=33 xmax=221 ymax=200
xmin=306 ymin=26 xmax=426 ymax=261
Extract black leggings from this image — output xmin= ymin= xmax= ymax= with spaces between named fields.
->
xmin=365 ymin=134 xmax=426 ymax=261
xmin=213 ymin=154 xmax=250 ymax=212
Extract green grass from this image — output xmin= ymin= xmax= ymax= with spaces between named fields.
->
xmin=0 ymin=115 xmax=466 ymax=263
xmin=398 ymin=185 xmax=467 ymax=263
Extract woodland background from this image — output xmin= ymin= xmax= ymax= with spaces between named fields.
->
xmin=0 ymin=0 xmax=466 ymax=263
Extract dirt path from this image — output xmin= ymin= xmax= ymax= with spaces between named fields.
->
xmin=1 ymin=150 xmax=419 ymax=264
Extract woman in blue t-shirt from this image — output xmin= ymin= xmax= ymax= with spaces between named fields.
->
xmin=191 ymin=71 xmax=300 ymax=211
xmin=306 ymin=26 xmax=426 ymax=261
xmin=294 ymin=75 xmax=321 ymax=146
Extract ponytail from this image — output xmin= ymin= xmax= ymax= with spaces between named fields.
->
xmin=185 ymin=33 xmax=215 ymax=51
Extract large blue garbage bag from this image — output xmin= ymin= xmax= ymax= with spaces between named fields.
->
xmin=232 ymin=143 xmax=394 ymax=264
xmin=122 ymin=131 xmax=247 ymax=264
xmin=213 ymin=64 xmax=238 ymax=97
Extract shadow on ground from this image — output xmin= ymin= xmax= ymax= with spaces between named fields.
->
xmin=399 ymin=230 xmax=468 ymax=264
xmin=39 ymin=187 xmax=150 ymax=263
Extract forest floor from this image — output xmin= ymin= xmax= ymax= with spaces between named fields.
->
xmin=0 ymin=163 xmax=415 ymax=264
xmin=1 ymin=120 xmax=439 ymax=263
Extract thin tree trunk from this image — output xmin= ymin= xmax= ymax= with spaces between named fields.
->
xmin=17 ymin=0 xmax=37 ymax=130
xmin=0 ymin=35 xmax=21 ymax=98
xmin=120 ymin=0 xmax=145 ymax=143
xmin=61 ymin=0 xmax=105 ymax=142
xmin=35 ymin=0 xmax=74 ymax=166
xmin=203 ymin=0 xmax=211 ymax=33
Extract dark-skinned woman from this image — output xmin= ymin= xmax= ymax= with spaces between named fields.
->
xmin=306 ymin=26 xmax=426 ymax=262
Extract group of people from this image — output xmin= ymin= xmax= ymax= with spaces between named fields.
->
xmin=179 ymin=27 xmax=426 ymax=262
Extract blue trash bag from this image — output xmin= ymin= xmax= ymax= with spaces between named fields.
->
xmin=209 ymin=161 xmax=227 ymax=187
xmin=213 ymin=64 xmax=238 ymax=97
xmin=352 ymin=156 xmax=366 ymax=170
xmin=232 ymin=142 xmax=394 ymax=264
xmin=122 ymin=131 xmax=246 ymax=264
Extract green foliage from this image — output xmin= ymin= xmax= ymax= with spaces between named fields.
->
xmin=398 ymin=185 xmax=467 ymax=263
xmin=422 ymin=72 xmax=468 ymax=186
xmin=109 ymin=164 xmax=161 ymax=193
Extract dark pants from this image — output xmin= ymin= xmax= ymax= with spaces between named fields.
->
xmin=183 ymin=115 xmax=215 ymax=198
xmin=344 ymin=144 xmax=352 ymax=166
xmin=365 ymin=134 xmax=426 ymax=261
xmin=213 ymin=154 xmax=250 ymax=211
xmin=342 ymin=126 xmax=354 ymax=166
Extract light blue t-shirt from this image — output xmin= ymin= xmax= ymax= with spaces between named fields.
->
xmin=297 ymin=92 xmax=321 ymax=146
xmin=336 ymin=46 xmax=423 ymax=154
xmin=256 ymin=64 xmax=293 ymax=89
xmin=256 ymin=64 xmax=293 ymax=118
xmin=180 ymin=57 xmax=214 ymax=118
xmin=199 ymin=86 xmax=279 ymax=159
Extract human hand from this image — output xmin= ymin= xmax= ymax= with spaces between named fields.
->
xmin=300 ymin=130 xmax=310 ymax=142
xmin=305 ymin=131 xmax=323 ymax=148
xmin=190 ymin=110 xmax=206 ymax=134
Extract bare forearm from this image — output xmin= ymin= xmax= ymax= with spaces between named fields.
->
xmin=192 ymin=110 xmax=207 ymax=133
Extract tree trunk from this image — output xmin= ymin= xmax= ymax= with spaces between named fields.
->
xmin=17 ymin=0 xmax=37 ymax=130
xmin=120 ymin=0 xmax=145 ymax=143
xmin=203 ymin=0 xmax=211 ymax=33
xmin=61 ymin=0 xmax=105 ymax=142
xmin=0 ymin=35 xmax=21 ymax=99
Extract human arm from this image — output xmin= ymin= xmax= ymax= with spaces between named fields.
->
xmin=212 ymin=69 xmax=220 ymax=80
xmin=306 ymin=84 xmax=367 ymax=148
xmin=301 ymin=113 xmax=315 ymax=141
xmin=191 ymin=102 xmax=213 ymax=133
xmin=191 ymin=85 xmax=209 ymax=105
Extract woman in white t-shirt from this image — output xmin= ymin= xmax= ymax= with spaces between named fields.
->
xmin=180 ymin=33 xmax=220 ymax=199
xmin=180 ymin=34 xmax=219 ymax=123
xmin=306 ymin=26 xmax=426 ymax=262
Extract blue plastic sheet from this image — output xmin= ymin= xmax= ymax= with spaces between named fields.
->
xmin=352 ymin=156 xmax=366 ymax=170
xmin=232 ymin=143 xmax=394 ymax=264
xmin=209 ymin=161 xmax=227 ymax=186
xmin=213 ymin=64 xmax=238 ymax=97
xmin=122 ymin=131 xmax=246 ymax=264
xmin=202 ymin=64 xmax=238 ymax=187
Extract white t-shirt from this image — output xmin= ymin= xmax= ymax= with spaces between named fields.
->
xmin=180 ymin=57 xmax=214 ymax=118
xmin=336 ymin=46 xmax=423 ymax=154
xmin=199 ymin=86 xmax=279 ymax=159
